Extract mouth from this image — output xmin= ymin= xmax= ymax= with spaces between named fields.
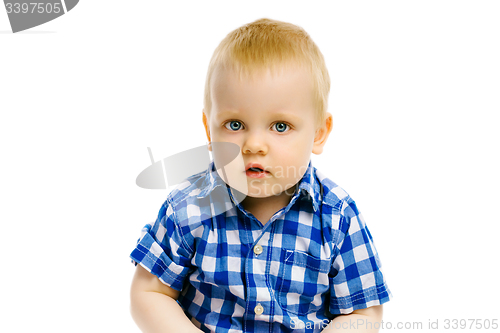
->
xmin=245 ymin=163 xmax=270 ymax=178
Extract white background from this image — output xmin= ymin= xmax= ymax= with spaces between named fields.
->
xmin=1 ymin=1 xmax=499 ymax=332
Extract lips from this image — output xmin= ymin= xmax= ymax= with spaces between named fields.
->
xmin=245 ymin=163 xmax=270 ymax=178
xmin=245 ymin=163 xmax=268 ymax=173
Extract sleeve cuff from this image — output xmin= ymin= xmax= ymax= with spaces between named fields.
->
xmin=330 ymin=283 xmax=393 ymax=314
xmin=130 ymin=235 xmax=189 ymax=291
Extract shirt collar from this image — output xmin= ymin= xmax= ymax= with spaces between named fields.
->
xmin=196 ymin=160 xmax=322 ymax=212
xmin=294 ymin=160 xmax=322 ymax=212
xmin=195 ymin=161 xmax=229 ymax=199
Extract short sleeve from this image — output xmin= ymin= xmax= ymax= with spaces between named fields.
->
xmin=130 ymin=200 xmax=193 ymax=291
xmin=329 ymin=200 xmax=392 ymax=314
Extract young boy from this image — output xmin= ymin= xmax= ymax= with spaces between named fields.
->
xmin=130 ymin=18 xmax=392 ymax=333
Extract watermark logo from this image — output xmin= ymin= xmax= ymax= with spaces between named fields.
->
xmin=136 ymin=143 xmax=312 ymax=219
xmin=3 ymin=0 xmax=79 ymax=33
xmin=136 ymin=143 xmax=244 ymax=191
xmin=136 ymin=143 xmax=248 ymax=218
xmin=136 ymin=144 xmax=307 ymax=196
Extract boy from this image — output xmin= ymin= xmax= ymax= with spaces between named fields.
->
xmin=130 ymin=18 xmax=391 ymax=333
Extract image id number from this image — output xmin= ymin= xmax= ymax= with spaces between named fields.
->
xmin=444 ymin=319 xmax=498 ymax=330
xmin=5 ymin=3 xmax=62 ymax=14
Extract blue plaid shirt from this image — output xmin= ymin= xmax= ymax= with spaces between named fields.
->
xmin=130 ymin=160 xmax=391 ymax=332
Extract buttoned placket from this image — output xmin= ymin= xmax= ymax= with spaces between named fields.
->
xmin=226 ymin=182 xmax=321 ymax=332
xmin=242 ymin=201 xmax=300 ymax=332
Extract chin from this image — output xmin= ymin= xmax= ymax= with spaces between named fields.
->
xmin=244 ymin=192 xmax=271 ymax=199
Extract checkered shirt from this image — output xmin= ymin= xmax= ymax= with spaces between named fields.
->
xmin=130 ymin=160 xmax=392 ymax=332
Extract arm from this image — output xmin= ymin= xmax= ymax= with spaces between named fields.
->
xmin=325 ymin=198 xmax=391 ymax=332
xmin=130 ymin=264 xmax=202 ymax=333
xmin=322 ymin=305 xmax=383 ymax=332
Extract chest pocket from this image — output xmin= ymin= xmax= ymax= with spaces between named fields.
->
xmin=276 ymin=249 xmax=331 ymax=315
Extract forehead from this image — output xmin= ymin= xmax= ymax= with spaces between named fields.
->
xmin=210 ymin=65 xmax=315 ymax=115
xmin=212 ymin=61 xmax=311 ymax=85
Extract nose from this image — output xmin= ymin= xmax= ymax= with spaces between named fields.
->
xmin=242 ymin=130 xmax=268 ymax=155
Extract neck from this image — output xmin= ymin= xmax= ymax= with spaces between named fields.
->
xmin=240 ymin=184 xmax=297 ymax=223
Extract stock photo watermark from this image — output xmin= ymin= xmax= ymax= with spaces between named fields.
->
xmin=3 ymin=0 xmax=79 ymax=33
xmin=136 ymin=145 xmax=316 ymax=216
xmin=291 ymin=318 xmax=499 ymax=331
xmin=136 ymin=145 xmax=311 ymax=195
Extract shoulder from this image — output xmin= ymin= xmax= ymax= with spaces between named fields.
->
xmin=314 ymin=168 xmax=356 ymax=214
xmin=165 ymin=168 xmax=208 ymax=206
xmin=314 ymin=168 xmax=361 ymax=236
xmin=161 ymin=168 xmax=218 ymax=237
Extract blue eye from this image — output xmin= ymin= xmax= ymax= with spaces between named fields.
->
xmin=225 ymin=121 xmax=242 ymax=131
xmin=274 ymin=122 xmax=289 ymax=133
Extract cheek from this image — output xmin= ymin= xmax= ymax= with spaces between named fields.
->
xmin=277 ymin=140 xmax=313 ymax=172
xmin=283 ymin=136 xmax=314 ymax=156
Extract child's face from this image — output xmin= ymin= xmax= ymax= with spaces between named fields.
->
xmin=203 ymin=65 xmax=331 ymax=198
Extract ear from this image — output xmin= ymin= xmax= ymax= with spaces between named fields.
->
xmin=202 ymin=109 xmax=212 ymax=151
xmin=312 ymin=112 xmax=333 ymax=155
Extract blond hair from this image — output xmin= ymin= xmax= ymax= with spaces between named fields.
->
xmin=204 ymin=18 xmax=330 ymax=129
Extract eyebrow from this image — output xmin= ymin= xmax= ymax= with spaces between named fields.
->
xmin=217 ymin=110 xmax=302 ymax=122
xmin=216 ymin=110 xmax=241 ymax=117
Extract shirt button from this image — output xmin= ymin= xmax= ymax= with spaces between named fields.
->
xmin=254 ymin=303 xmax=264 ymax=315
xmin=253 ymin=244 xmax=263 ymax=255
